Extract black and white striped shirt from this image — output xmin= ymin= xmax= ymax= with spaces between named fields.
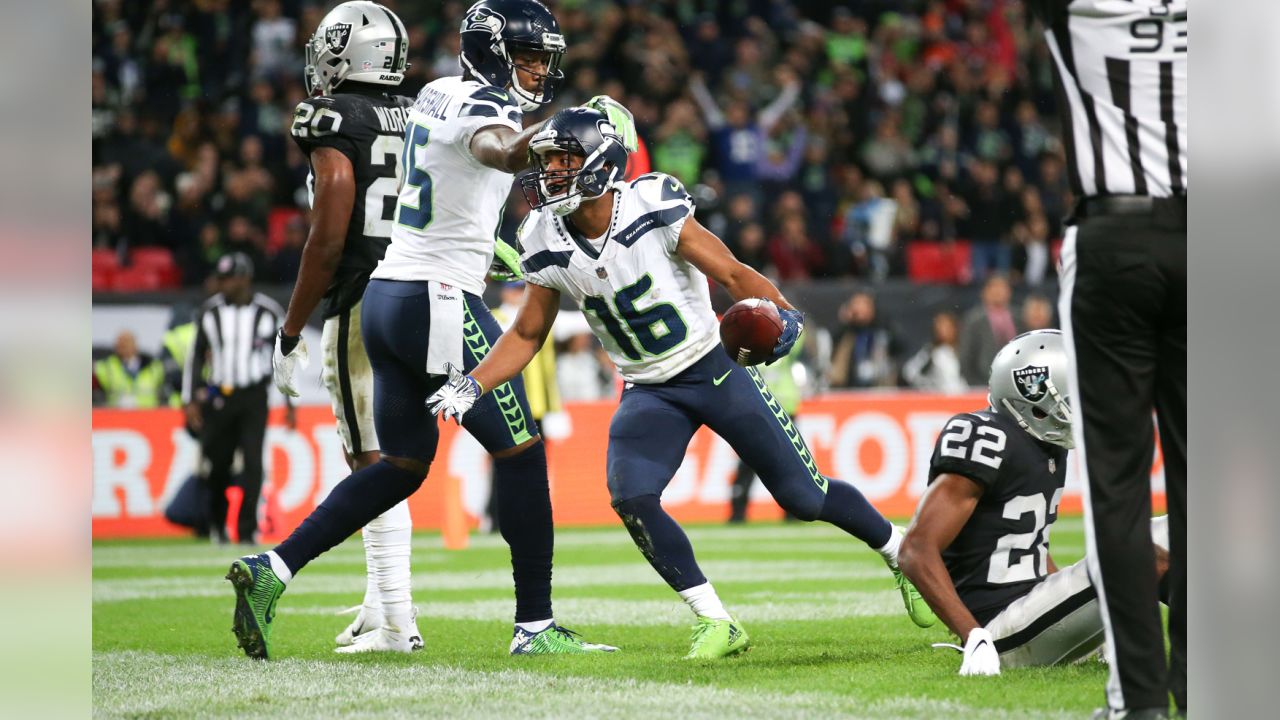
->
xmin=182 ymin=293 xmax=285 ymax=403
xmin=1032 ymin=0 xmax=1188 ymax=199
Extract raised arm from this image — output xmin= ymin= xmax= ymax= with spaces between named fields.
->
xmin=676 ymin=215 xmax=794 ymax=310
xmin=688 ymin=74 xmax=726 ymax=130
xmin=280 ymin=147 xmax=354 ymax=336
xmin=469 ymin=122 xmax=546 ymax=174
xmin=897 ymin=474 xmax=985 ymax=641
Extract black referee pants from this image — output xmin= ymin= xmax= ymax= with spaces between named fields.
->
xmin=200 ymin=383 xmax=269 ymax=544
xmin=1059 ymin=201 xmax=1186 ymax=712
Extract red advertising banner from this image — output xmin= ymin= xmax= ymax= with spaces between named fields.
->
xmin=92 ymin=393 xmax=1165 ymax=539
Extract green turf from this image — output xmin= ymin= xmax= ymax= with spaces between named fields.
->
xmin=93 ymin=517 xmax=1109 ymax=719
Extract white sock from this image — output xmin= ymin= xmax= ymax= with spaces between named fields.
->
xmin=367 ymin=500 xmax=413 ymax=631
xmin=876 ymin=525 xmax=904 ymax=568
xmin=360 ymin=528 xmax=382 ymax=613
xmin=679 ymin=582 xmax=731 ymax=620
xmin=1150 ymin=515 xmax=1169 ymax=551
xmin=265 ymin=551 xmax=293 ymax=584
xmin=516 ymin=618 xmax=555 ymax=633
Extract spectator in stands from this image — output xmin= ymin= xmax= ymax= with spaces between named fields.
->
xmin=1021 ymin=293 xmax=1056 ymax=332
xmin=769 ymin=214 xmax=825 ymax=281
xmin=957 ymin=159 xmax=1014 ymax=282
xmin=901 ymin=311 xmax=967 ymax=395
xmin=690 ymin=66 xmax=801 ymax=199
xmin=557 ymin=332 xmax=614 ymax=403
xmin=829 ymin=290 xmax=899 ymax=389
xmin=93 ymin=330 xmax=166 ymax=409
xmin=958 ymin=274 xmax=1021 ymax=387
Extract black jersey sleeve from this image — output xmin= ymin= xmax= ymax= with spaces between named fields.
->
xmin=927 ymin=412 xmax=1013 ymax=491
xmin=290 ymin=96 xmax=363 ymax=167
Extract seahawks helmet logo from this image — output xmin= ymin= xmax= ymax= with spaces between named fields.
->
xmin=324 ymin=22 xmax=352 ymax=53
xmin=464 ymin=7 xmax=505 ymax=36
xmin=1013 ymin=365 xmax=1050 ymax=402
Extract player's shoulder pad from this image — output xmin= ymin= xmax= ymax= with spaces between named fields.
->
xmin=291 ymin=94 xmax=366 ymax=140
xmin=628 ymin=172 xmax=692 ymax=207
xmin=930 ymin=408 xmax=1011 ymax=486
xmin=613 ymin=172 xmax=694 ymax=249
xmin=458 ymin=83 xmax=522 ymax=123
xmin=518 ymin=209 xmax=573 ymax=276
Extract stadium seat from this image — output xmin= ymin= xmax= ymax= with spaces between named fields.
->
xmin=129 ymin=247 xmax=181 ymax=287
xmin=906 ymin=240 xmax=972 ymax=284
xmin=267 ymin=207 xmax=302 ymax=256
xmin=92 ymin=247 xmax=121 ymax=271
xmin=92 ymin=265 xmax=115 ymax=292
xmin=110 ymin=265 xmax=166 ymax=292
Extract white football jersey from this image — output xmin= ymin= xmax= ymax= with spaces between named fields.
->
xmin=519 ymin=173 xmax=720 ymax=384
xmin=371 ymin=76 xmax=522 ymax=294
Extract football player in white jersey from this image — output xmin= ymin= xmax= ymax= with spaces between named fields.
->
xmin=232 ymin=0 xmax=619 ymax=659
xmin=427 ymin=108 xmax=938 ymax=660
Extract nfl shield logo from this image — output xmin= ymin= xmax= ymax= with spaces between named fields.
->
xmin=1012 ymin=365 xmax=1050 ymax=402
xmin=1048 ymin=458 xmax=1056 ymax=473
xmin=325 ymin=23 xmax=352 ymax=53
xmin=596 ymin=267 xmax=608 ymax=279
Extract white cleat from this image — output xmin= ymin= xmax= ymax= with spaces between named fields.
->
xmin=335 ymin=605 xmax=383 ymax=647
xmin=334 ymin=625 xmax=419 ymax=654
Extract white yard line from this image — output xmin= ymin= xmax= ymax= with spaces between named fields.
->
xmin=93 ymin=650 xmax=1076 ymax=720
xmin=93 ymin=559 xmax=897 ymax=603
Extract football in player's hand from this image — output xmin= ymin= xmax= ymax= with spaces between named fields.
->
xmin=720 ymin=298 xmax=784 ymax=366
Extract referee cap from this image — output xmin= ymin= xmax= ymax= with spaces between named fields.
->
xmin=215 ymin=252 xmax=254 ymax=279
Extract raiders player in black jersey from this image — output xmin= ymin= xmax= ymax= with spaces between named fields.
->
xmin=270 ymin=1 xmax=422 ymax=652
xmin=899 ymin=330 xmax=1170 ymax=676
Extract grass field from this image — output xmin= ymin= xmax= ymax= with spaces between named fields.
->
xmin=93 ymin=516 xmax=1108 ymax=719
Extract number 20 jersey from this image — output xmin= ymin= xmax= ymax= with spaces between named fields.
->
xmin=291 ymin=88 xmax=412 ymax=317
xmin=928 ymin=408 xmax=1069 ymax=624
xmin=518 ymin=173 xmax=721 ymax=384
xmin=372 ymin=76 xmax=525 ymax=294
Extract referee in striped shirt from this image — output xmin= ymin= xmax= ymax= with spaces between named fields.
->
xmin=1030 ymin=2 xmax=1187 ymax=718
xmin=183 ymin=253 xmax=294 ymax=544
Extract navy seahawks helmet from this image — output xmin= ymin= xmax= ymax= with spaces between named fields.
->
xmin=521 ymin=108 xmax=629 ymax=216
xmin=459 ymin=0 xmax=565 ymax=111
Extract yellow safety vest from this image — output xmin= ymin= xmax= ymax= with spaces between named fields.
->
xmin=163 ymin=323 xmax=197 ymax=407
xmin=94 ymin=355 xmax=166 ymax=409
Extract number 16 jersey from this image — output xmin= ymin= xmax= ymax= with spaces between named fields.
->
xmin=372 ymin=76 xmax=525 ymax=295
xmin=928 ymin=408 xmax=1070 ymax=624
xmin=518 ymin=172 xmax=720 ymax=384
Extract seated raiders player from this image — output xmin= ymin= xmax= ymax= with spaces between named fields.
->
xmin=898 ymin=329 xmax=1170 ymax=675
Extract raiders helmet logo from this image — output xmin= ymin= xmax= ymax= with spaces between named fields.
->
xmin=1013 ymin=365 xmax=1050 ymax=402
xmin=325 ymin=22 xmax=352 ymax=53
xmin=464 ymin=7 xmax=505 ymax=36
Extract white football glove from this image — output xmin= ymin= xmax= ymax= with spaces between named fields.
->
xmin=273 ymin=330 xmax=309 ymax=398
xmin=958 ymin=628 xmax=1000 ymax=676
xmin=426 ymin=363 xmax=482 ymax=423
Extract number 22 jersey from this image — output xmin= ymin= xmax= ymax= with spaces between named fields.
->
xmin=928 ymin=408 xmax=1070 ymax=624
xmin=518 ymin=173 xmax=720 ymax=384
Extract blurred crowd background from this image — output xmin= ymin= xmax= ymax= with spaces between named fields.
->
xmin=92 ymin=0 xmax=1068 ymax=399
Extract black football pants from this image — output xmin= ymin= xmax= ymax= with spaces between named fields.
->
xmin=201 ymin=383 xmax=269 ymax=543
xmin=1058 ymin=199 xmax=1186 ymax=713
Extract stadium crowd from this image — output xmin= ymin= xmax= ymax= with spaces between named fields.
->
xmin=92 ymin=0 xmax=1067 ymax=394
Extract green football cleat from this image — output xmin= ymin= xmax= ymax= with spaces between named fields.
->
xmin=683 ymin=616 xmax=751 ymax=660
xmin=226 ymin=554 xmax=286 ymax=659
xmin=509 ymin=623 xmax=619 ymax=655
xmin=892 ymin=565 xmax=938 ymax=628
